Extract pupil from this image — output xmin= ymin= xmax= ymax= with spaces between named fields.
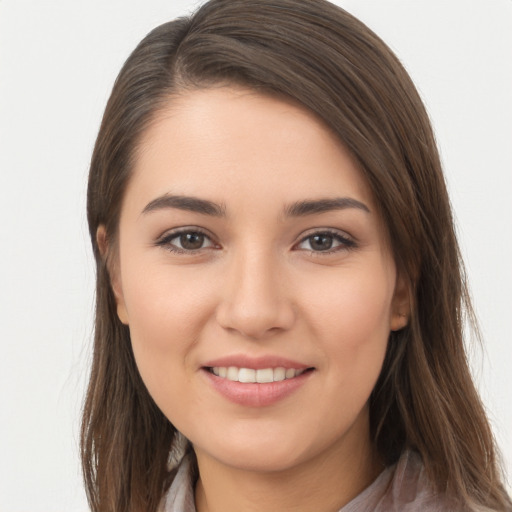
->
xmin=180 ymin=232 xmax=204 ymax=250
xmin=311 ymin=235 xmax=333 ymax=251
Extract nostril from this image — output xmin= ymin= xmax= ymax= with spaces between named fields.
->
xmin=216 ymin=299 xmax=296 ymax=339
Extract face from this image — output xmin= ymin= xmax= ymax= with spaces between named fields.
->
xmin=108 ymin=87 xmax=408 ymax=474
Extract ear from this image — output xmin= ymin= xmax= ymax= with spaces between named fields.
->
xmin=96 ymin=225 xmax=129 ymax=325
xmin=390 ymin=272 xmax=410 ymax=331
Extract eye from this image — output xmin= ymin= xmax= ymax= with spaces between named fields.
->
xmin=295 ymin=230 xmax=355 ymax=253
xmin=156 ymin=229 xmax=217 ymax=253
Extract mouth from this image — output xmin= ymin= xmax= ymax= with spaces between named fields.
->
xmin=202 ymin=359 xmax=315 ymax=406
xmin=205 ymin=366 xmax=314 ymax=383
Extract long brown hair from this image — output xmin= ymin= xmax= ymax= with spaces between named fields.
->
xmin=82 ymin=1 xmax=511 ymax=510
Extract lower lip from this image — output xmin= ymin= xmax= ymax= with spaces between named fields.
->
xmin=202 ymin=369 xmax=313 ymax=407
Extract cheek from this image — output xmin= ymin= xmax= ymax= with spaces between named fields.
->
xmin=123 ymin=259 xmax=216 ymax=340
xmin=301 ymin=267 xmax=392 ymax=432
xmin=120 ymin=260 xmax=218 ymax=396
xmin=301 ymin=260 xmax=394 ymax=376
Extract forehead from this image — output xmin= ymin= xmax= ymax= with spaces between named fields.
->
xmin=127 ymin=86 xmax=376 ymax=215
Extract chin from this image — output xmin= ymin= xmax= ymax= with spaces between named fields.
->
xmin=191 ymin=425 xmax=331 ymax=475
xmin=207 ymin=446 xmax=307 ymax=473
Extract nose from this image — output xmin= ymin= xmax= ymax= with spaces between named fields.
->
xmin=215 ymin=247 xmax=296 ymax=339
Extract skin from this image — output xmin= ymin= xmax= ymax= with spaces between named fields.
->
xmin=101 ymin=87 xmax=409 ymax=512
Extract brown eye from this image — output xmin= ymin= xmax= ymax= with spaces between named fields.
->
xmin=157 ymin=229 xmax=216 ymax=253
xmin=179 ymin=232 xmax=206 ymax=250
xmin=296 ymin=231 xmax=356 ymax=253
xmin=309 ymin=234 xmax=334 ymax=251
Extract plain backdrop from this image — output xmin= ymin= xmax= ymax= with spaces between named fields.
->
xmin=0 ymin=1 xmax=510 ymax=510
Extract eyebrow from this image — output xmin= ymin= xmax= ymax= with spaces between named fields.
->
xmin=142 ymin=194 xmax=226 ymax=217
xmin=141 ymin=194 xmax=370 ymax=218
xmin=284 ymin=197 xmax=370 ymax=216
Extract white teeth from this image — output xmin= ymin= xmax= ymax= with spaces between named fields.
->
xmin=227 ymin=366 xmax=239 ymax=380
xmin=273 ymin=367 xmax=286 ymax=382
xmin=256 ymin=368 xmax=274 ymax=383
xmin=210 ymin=366 xmax=307 ymax=383
xmin=238 ymin=368 xmax=256 ymax=383
xmin=285 ymin=368 xmax=296 ymax=379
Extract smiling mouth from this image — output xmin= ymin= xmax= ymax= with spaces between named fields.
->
xmin=206 ymin=366 xmax=314 ymax=383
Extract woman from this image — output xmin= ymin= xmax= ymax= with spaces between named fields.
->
xmin=81 ymin=0 xmax=512 ymax=510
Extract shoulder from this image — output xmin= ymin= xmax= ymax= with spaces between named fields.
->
xmin=341 ymin=451 xmax=467 ymax=512
xmin=375 ymin=451 xmax=470 ymax=512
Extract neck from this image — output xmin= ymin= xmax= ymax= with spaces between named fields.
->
xmin=194 ymin=413 xmax=383 ymax=512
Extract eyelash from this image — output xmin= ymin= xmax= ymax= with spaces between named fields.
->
xmin=155 ymin=228 xmax=356 ymax=255
xmin=155 ymin=228 xmax=217 ymax=254
xmin=295 ymin=229 xmax=356 ymax=254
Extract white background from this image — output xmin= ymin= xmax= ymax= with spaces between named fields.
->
xmin=0 ymin=1 xmax=510 ymax=510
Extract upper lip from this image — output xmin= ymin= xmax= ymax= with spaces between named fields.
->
xmin=202 ymin=354 xmax=312 ymax=370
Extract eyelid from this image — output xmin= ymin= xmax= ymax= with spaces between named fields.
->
xmin=153 ymin=226 xmax=356 ymax=255
xmin=155 ymin=226 xmax=220 ymax=253
xmin=293 ymin=228 xmax=357 ymax=253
